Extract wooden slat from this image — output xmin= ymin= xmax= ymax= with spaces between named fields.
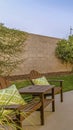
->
xmin=44 ymin=99 xmax=54 ymax=108
xmin=23 ymin=101 xmax=41 ymax=112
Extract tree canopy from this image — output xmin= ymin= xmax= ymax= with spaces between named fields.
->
xmin=0 ymin=24 xmax=28 ymax=76
xmin=55 ymin=36 xmax=73 ymax=70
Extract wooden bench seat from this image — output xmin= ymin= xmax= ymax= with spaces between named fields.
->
xmin=28 ymin=70 xmax=64 ymax=102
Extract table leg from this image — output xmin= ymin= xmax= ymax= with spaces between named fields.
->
xmin=40 ymin=93 xmax=44 ymax=125
xmin=52 ymin=88 xmax=55 ymax=112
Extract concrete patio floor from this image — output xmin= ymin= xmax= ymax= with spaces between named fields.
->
xmin=22 ymin=91 xmax=73 ymax=130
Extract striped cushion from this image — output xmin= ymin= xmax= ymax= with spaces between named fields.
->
xmin=32 ymin=76 xmax=50 ymax=85
xmin=0 ymin=84 xmax=26 ymax=115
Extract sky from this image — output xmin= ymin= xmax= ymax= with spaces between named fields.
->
xmin=0 ymin=0 xmax=73 ymax=38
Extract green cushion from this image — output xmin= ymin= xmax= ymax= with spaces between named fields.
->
xmin=0 ymin=84 xmax=26 ymax=115
xmin=32 ymin=76 xmax=50 ymax=85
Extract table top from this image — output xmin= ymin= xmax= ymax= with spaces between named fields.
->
xmin=19 ymin=85 xmax=55 ymax=94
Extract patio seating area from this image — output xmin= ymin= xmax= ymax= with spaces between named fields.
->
xmin=22 ymin=91 xmax=73 ymax=130
xmin=0 ymin=75 xmax=73 ymax=130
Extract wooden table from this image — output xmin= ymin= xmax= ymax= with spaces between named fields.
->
xmin=19 ymin=85 xmax=55 ymax=125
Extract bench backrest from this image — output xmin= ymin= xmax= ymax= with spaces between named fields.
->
xmin=28 ymin=70 xmax=42 ymax=79
xmin=0 ymin=77 xmax=10 ymax=89
xmin=27 ymin=70 xmax=43 ymax=85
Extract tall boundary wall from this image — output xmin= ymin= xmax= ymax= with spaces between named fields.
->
xmin=11 ymin=33 xmax=72 ymax=76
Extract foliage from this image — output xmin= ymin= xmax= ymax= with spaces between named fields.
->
xmin=0 ymin=24 xmax=28 ymax=76
xmin=0 ymin=94 xmax=23 ymax=130
xmin=55 ymin=36 xmax=73 ymax=68
xmin=0 ymin=109 xmax=22 ymax=130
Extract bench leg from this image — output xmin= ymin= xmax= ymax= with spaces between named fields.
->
xmin=60 ymin=89 xmax=63 ymax=102
xmin=60 ymin=81 xmax=63 ymax=102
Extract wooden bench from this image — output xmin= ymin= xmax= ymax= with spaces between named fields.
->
xmin=0 ymin=77 xmax=41 ymax=130
xmin=28 ymin=70 xmax=64 ymax=102
xmin=0 ymin=76 xmax=55 ymax=129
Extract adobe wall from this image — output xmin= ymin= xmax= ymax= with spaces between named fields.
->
xmin=11 ymin=34 xmax=72 ymax=75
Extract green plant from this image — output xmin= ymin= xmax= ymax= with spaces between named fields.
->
xmin=0 ymin=102 xmax=23 ymax=130
xmin=0 ymin=24 xmax=28 ymax=76
xmin=0 ymin=109 xmax=22 ymax=130
xmin=0 ymin=84 xmax=24 ymax=130
xmin=55 ymin=36 xmax=73 ymax=70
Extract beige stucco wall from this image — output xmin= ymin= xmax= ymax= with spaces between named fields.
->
xmin=11 ymin=34 xmax=72 ymax=75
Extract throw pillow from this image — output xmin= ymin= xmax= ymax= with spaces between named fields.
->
xmin=0 ymin=84 xmax=26 ymax=115
xmin=32 ymin=76 xmax=50 ymax=85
